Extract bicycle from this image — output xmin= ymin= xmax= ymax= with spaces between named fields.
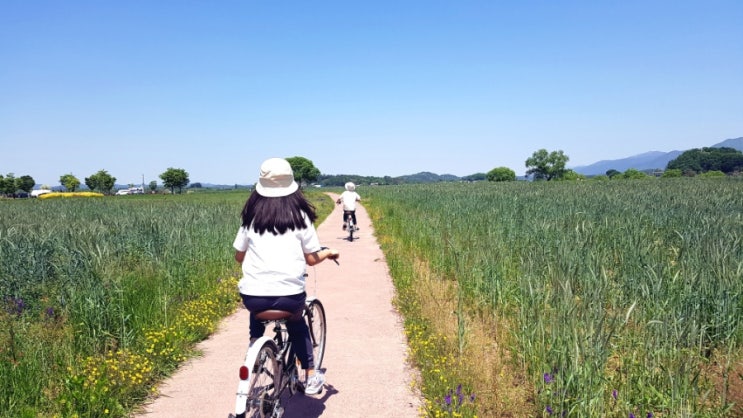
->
xmin=229 ymin=255 xmax=336 ymax=418
xmin=343 ymin=210 xmax=356 ymax=242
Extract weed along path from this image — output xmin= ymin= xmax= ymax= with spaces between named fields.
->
xmin=136 ymin=194 xmax=421 ymax=418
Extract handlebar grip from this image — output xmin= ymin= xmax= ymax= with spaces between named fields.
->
xmin=320 ymin=246 xmax=340 ymax=265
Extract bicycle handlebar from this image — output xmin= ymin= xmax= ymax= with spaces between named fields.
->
xmin=320 ymin=246 xmax=340 ymax=265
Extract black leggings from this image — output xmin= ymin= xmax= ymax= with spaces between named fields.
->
xmin=343 ymin=210 xmax=357 ymax=226
xmin=240 ymin=292 xmax=315 ymax=369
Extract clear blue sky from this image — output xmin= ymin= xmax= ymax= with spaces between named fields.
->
xmin=2 ymin=1 xmax=742 ymax=186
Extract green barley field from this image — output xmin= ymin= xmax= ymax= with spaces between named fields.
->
xmin=362 ymin=178 xmax=743 ymax=417
xmin=2 ymin=179 xmax=742 ymax=417
xmin=0 ymin=190 xmax=332 ymax=418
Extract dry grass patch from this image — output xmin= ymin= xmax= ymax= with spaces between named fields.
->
xmin=706 ymin=350 xmax=743 ymax=416
xmin=410 ymin=258 xmax=534 ymax=417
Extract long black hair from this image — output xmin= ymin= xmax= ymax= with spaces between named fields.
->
xmin=240 ymin=189 xmax=318 ymax=235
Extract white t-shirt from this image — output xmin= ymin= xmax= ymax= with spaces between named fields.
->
xmin=339 ymin=190 xmax=361 ymax=211
xmin=232 ymin=214 xmax=322 ymax=296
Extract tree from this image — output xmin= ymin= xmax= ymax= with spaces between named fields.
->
xmin=286 ymin=156 xmax=320 ymax=187
xmin=605 ymin=169 xmax=621 ymax=178
xmin=558 ymin=169 xmax=585 ymax=181
xmin=525 ymin=149 xmax=569 ymax=181
xmin=486 ymin=167 xmax=516 ymax=182
xmin=699 ymin=170 xmax=726 ymax=178
xmin=621 ymin=169 xmax=649 ymax=179
xmin=17 ymin=175 xmax=35 ymax=193
xmin=666 ymin=147 xmax=743 ymax=174
xmin=84 ymin=170 xmax=116 ymax=194
xmin=0 ymin=174 xmax=15 ymax=195
xmin=59 ymin=173 xmax=81 ymax=192
xmin=661 ymin=168 xmax=682 ymax=178
xmin=149 ymin=181 xmax=158 ymax=193
xmin=463 ymin=172 xmax=488 ymax=181
xmin=160 ymin=168 xmax=189 ymax=194
xmin=0 ymin=173 xmax=33 ymax=195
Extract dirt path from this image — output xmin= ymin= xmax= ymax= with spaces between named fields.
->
xmin=135 ymin=194 xmax=421 ymax=417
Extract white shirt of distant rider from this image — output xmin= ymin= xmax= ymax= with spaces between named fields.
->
xmin=338 ymin=191 xmax=360 ymax=211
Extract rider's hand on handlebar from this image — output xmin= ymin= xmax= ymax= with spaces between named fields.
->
xmin=321 ymin=246 xmax=340 ymax=264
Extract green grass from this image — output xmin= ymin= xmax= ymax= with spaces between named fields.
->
xmin=6 ymin=180 xmax=740 ymax=417
xmin=0 ymin=188 xmax=334 ymax=417
xmin=364 ymin=177 xmax=743 ymax=417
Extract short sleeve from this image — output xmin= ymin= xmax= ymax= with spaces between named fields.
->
xmin=233 ymin=227 xmax=249 ymax=252
xmin=300 ymin=217 xmax=322 ymax=254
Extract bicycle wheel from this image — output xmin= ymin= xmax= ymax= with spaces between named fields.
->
xmin=245 ymin=341 xmax=280 ymax=418
xmin=306 ymin=300 xmax=327 ymax=370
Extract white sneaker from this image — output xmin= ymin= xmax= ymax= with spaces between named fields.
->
xmin=304 ymin=371 xmax=325 ymax=395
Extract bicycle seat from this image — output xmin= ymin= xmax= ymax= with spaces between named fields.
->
xmin=255 ymin=310 xmax=293 ymax=320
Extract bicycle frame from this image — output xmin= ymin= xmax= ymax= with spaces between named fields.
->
xmin=344 ymin=211 xmax=355 ymax=241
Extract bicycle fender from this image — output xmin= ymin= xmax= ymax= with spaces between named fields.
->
xmin=234 ymin=336 xmax=275 ymax=415
xmin=245 ymin=336 xmax=274 ymax=369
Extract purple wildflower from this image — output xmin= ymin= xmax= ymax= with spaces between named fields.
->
xmin=546 ymin=405 xmax=553 ymax=415
xmin=647 ymin=414 xmax=653 ymax=418
xmin=629 ymin=414 xmax=635 ymax=418
xmin=612 ymin=389 xmax=618 ymax=400
xmin=544 ymin=373 xmax=553 ymax=384
xmin=14 ymin=298 xmax=26 ymax=315
xmin=45 ymin=307 xmax=55 ymax=318
xmin=469 ymin=393 xmax=476 ymax=402
xmin=444 ymin=394 xmax=452 ymax=406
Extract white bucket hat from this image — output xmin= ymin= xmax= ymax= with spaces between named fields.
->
xmin=345 ymin=182 xmax=356 ymax=191
xmin=255 ymin=158 xmax=299 ymax=197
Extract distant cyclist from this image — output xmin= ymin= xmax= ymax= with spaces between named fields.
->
xmin=336 ymin=182 xmax=361 ymax=231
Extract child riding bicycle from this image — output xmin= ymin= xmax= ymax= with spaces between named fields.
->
xmin=336 ymin=182 xmax=361 ymax=231
xmin=233 ymin=157 xmax=339 ymax=395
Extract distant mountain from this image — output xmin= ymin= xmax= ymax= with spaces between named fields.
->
xmin=712 ymin=136 xmax=743 ymax=150
xmin=572 ymin=136 xmax=743 ymax=176
xmin=572 ymin=151 xmax=683 ymax=176
xmin=396 ymin=172 xmax=460 ymax=183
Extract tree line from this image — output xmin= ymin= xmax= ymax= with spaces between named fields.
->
xmin=0 ymin=168 xmax=192 ymax=197
xmin=308 ymin=146 xmax=742 ymax=187
xmin=4 ymin=147 xmax=741 ymax=197
xmin=486 ymin=146 xmax=743 ymax=182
